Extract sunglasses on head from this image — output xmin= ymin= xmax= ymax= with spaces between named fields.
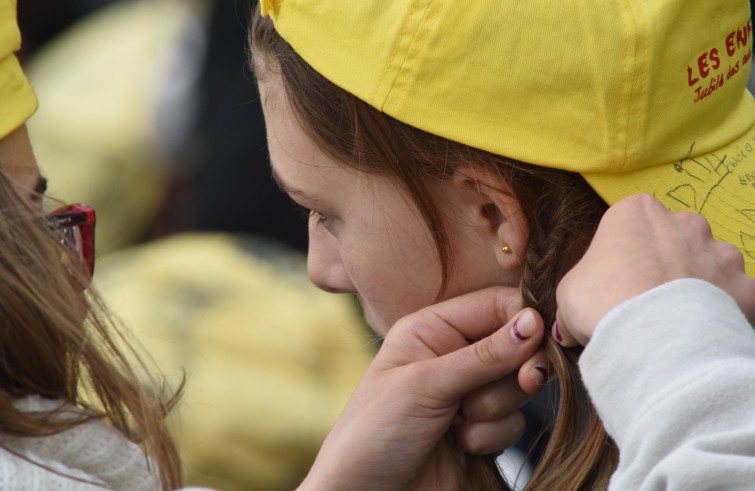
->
xmin=46 ymin=204 xmax=96 ymax=278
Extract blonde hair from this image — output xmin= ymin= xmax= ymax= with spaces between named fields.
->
xmin=0 ymin=168 xmax=183 ymax=489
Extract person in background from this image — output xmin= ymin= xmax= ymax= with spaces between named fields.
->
xmin=0 ymin=2 xmax=195 ymax=488
xmin=18 ymin=2 xmax=379 ymax=488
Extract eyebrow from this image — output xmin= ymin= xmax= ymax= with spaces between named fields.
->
xmin=270 ymin=166 xmax=313 ymax=200
xmin=0 ymin=159 xmax=48 ymax=202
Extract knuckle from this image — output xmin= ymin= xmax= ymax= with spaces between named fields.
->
xmin=399 ymin=362 xmax=435 ymax=391
xmin=473 ymin=383 xmax=513 ymax=419
xmin=623 ymin=193 xmax=658 ymax=212
xmin=608 ymin=193 xmax=660 ymax=223
xmin=631 ymin=192 xmax=657 ymax=206
xmin=678 ymin=212 xmax=713 ymax=236
xmin=717 ymin=240 xmax=745 ymax=265
xmin=494 ymin=290 xmax=523 ymax=321
xmin=388 ymin=312 xmax=426 ymax=342
xmin=477 ymin=386 xmax=504 ymax=415
xmin=472 ymin=337 xmax=507 ymax=369
xmin=507 ymin=411 xmax=527 ymax=440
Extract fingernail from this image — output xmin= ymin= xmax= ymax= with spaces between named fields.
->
xmin=511 ymin=311 xmax=534 ymax=342
xmin=453 ymin=407 xmax=469 ymax=425
xmin=530 ymin=365 xmax=548 ymax=386
xmin=553 ymin=321 xmax=563 ymax=342
xmin=450 ymin=431 xmax=461 ymax=449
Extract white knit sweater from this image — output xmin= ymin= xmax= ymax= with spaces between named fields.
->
xmin=581 ymin=279 xmax=755 ymax=490
xmin=0 ymin=397 xmax=213 ymax=491
xmin=0 ymin=397 xmax=162 ymax=490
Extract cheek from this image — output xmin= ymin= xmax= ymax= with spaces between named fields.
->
xmin=339 ymin=234 xmax=442 ymax=333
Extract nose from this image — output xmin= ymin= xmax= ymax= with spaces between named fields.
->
xmin=306 ymin=227 xmax=353 ymax=294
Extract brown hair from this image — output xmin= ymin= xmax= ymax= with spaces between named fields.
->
xmin=252 ymin=10 xmax=620 ymax=491
xmin=0 ymin=168 xmax=183 ymax=489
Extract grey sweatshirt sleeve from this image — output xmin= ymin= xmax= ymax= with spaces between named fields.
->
xmin=579 ymin=279 xmax=755 ymax=491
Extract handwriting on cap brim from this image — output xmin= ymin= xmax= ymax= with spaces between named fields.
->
xmin=670 ymin=140 xmax=755 ymax=260
xmin=687 ymin=19 xmax=752 ymax=102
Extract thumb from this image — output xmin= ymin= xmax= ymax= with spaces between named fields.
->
xmin=421 ymin=308 xmax=544 ymax=403
xmin=552 ymin=310 xmax=583 ymax=347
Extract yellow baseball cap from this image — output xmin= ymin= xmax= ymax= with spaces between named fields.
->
xmin=0 ymin=0 xmax=37 ymax=139
xmin=262 ymin=0 xmax=755 ymax=277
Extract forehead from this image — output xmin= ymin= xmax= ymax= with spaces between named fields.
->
xmin=0 ymin=126 xmax=44 ymax=208
xmin=260 ymin=73 xmax=360 ymax=192
xmin=2 ymin=160 xmax=40 ymax=187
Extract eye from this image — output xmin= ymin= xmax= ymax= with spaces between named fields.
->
xmin=291 ymin=201 xmax=329 ymax=228
xmin=291 ymin=201 xmax=311 ymax=221
xmin=309 ymin=210 xmax=329 ymax=227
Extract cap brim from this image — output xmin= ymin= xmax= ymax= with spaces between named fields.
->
xmin=583 ymin=121 xmax=755 ymax=278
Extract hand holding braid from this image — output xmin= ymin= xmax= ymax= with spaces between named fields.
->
xmin=297 ymin=288 xmax=545 ymax=491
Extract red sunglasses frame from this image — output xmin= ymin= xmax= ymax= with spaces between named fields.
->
xmin=46 ymin=204 xmax=96 ymax=277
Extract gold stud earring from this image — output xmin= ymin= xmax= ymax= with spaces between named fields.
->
xmin=501 ymin=244 xmax=512 ymax=254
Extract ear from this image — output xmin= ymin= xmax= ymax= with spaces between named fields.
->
xmin=449 ymin=166 xmax=529 ymax=270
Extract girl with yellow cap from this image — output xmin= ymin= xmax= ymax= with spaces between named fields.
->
xmin=251 ymin=0 xmax=755 ymax=489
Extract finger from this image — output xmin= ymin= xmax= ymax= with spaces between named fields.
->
xmin=731 ymin=271 xmax=755 ymax=325
xmin=419 ymin=308 xmax=544 ymax=403
xmin=738 ymin=277 xmax=755 ymax=324
xmin=424 ymin=286 xmax=524 ymax=341
xmin=711 ymin=240 xmax=755 ymax=320
xmin=672 ymin=210 xmax=714 ymax=239
xmin=517 ymin=349 xmax=550 ymax=395
xmin=455 ymin=350 xmax=550 ymax=425
xmin=455 ymin=376 xmax=530 ymax=425
xmin=453 ymin=411 xmax=526 ymax=455
xmin=394 ymin=286 xmax=524 ymax=349
xmin=714 ymin=238 xmax=746 ymax=271
xmin=551 ymin=316 xmax=581 ymax=347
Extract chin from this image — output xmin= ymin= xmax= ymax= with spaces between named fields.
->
xmin=360 ymin=308 xmax=390 ymax=338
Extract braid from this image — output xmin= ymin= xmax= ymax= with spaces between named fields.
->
xmin=509 ymin=167 xmax=618 ymax=490
xmin=520 ymin=215 xmax=570 ymax=326
xmin=445 ymin=160 xmax=617 ymax=491
xmin=517 ymin=169 xmax=606 ymax=324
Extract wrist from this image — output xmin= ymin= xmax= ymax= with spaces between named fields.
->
xmin=297 ymin=450 xmax=374 ymax=491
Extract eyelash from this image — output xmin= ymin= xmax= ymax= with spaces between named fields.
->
xmin=292 ymin=202 xmax=328 ymax=227
xmin=310 ymin=210 xmax=328 ymax=226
